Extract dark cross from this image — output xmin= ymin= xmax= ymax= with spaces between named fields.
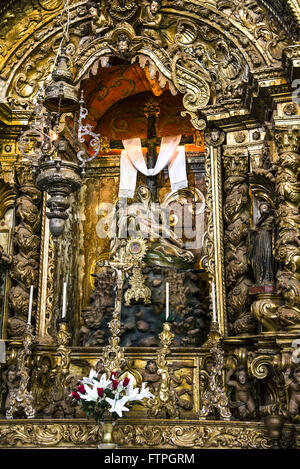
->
xmin=144 ymin=99 xmax=160 ymax=202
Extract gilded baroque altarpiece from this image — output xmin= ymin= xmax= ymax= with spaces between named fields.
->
xmin=0 ymin=0 xmax=299 ymax=449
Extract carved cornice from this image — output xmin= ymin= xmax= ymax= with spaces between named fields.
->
xmin=0 ymin=103 xmax=30 ymax=127
xmin=201 ymin=102 xmax=259 ymax=132
xmin=283 ymin=44 xmax=300 ymax=82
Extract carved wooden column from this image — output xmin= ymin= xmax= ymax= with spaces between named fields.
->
xmin=274 ymin=120 xmax=300 ymax=331
xmin=222 ymin=147 xmax=255 ymax=335
xmin=7 ymin=164 xmax=41 ymax=338
xmin=204 ymin=129 xmax=227 ymax=336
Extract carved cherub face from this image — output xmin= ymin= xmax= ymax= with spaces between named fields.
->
xmin=83 ymin=310 xmax=96 ymax=328
xmin=8 ymin=370 xmax=17 ymax=382
xmin=211 ymin=130 xmax=220 ymax=142
xmin=146 ymin=360 xmax=157 ymax=374
xmin=150 ymin=1 xmax=161 ymax=14
xmin=17 ymin=198 xmax=38 ymax=224
xmin=294 ymin=370 xmax=300 ymax=385
xmin=89 ymin=6 xmax=98 ymax=18
xmin=14 ymin=227 xmax=33 ymax=250
xmin=237 ymin=370 xmax=247 ymax=384
xmin=117 ymin=34 xmax=130 ymax=54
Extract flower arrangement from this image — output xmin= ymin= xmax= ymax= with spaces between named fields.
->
xmin=71 ymin=369 xmax=154 ymax=422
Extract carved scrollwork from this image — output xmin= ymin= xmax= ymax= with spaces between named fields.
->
xmin=200 ymin=344 xmax=231 ymax=420
xmin=249 ymin=355 xmax=272 ymax=380
xmin=0 ymin=423 xmax=103 ymax=447
xmin=170 ymin=50 xmax=210 ymax=110
xmin=114 ymin=422 xmax=271 ymax=449
xmin=251 ymin=294 xmax=282 ymax=332
xmin=249 ymin=168 xmax=276 ymax=210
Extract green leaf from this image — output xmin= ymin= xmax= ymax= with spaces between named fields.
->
xmin=129 ymin=401 xmax=145 ymax=406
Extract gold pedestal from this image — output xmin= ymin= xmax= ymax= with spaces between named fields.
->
xmin=250 ymin=287 xmax=282 ymax=332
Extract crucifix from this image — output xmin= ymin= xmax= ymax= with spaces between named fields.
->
xmin=97 ymin=240 xmax=134 ymax=375
xmin=144 ymin=99 xmax=160 ymax=202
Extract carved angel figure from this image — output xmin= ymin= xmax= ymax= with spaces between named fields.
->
xmin=108 ymin=24 xmax=141 ymax=58
xmin=283 ymin=367 xmax=300 ymax=419
xmin=140 ymin=0 xmax=163 ymax=44
xmin=226 ymin=366 xmax=256 ymax=419
xmin=88 ymin=0 xmax=113 ymax=36
xmin=2 ymin=366 xmax=20 ymax=413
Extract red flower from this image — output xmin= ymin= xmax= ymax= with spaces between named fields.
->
xmin=112 ymin=380 xmax=119 ymax=390
xmin=123 ymin=377 xmax=130 ymax=387
xmin=72 ymin=391 xmax=81 ymax=401
xmin=110 ymin=372 xmax=117 ymax=380
xmin=97 ymin=387 xmax=104 ymax=397
xmin=77 ymin=384 xmax=86 ymax=394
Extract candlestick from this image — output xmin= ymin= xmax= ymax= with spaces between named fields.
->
xmin=62 ymin=281 xmax=67 ymax=319
xmin=211 ymin=281 xmax=217 ymax=323
xmin=27 ymin=285 xmax=33 ymax=325
xmin=166 ymin=282 xmax=169 ymax=321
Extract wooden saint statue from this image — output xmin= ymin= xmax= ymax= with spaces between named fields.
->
xmin=249 ymin=201 xmax=275 ymax=285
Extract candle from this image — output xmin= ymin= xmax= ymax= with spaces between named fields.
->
xmin=62 ymin=281 xmax=67 ymax=319
xmin=166 ymin=282 xmax=169 ymax=321
xmin=27 ymin=285 xmax=33 ymax=325
xmin=211 ymin=281 xmax=217 ymax=323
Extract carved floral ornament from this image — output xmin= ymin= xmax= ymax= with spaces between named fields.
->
xmin=0 ymin=0 xmax=295 ymax=122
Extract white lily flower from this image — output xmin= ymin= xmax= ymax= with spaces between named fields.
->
xmin=99 ymin=373 xmax=112 ymax=389
xmin=123 ymin=381 xmax=139 ymax=401
xmin=88 ymin=374 xmax=112 ymax=392
xmin=79 ymin=384 xmax=99 ymax=402
xmin=126 ymin=387 xmax=141 ymax=401
xmin=82 ymin=368 xmax=98 ymax=386
xmin=106 ymin=396 xmax=130 ymax=418
xmin=138 ymin=382 xmax=155 ymax=400
xmin=73 ymin=367 xmax=154 ymax=420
